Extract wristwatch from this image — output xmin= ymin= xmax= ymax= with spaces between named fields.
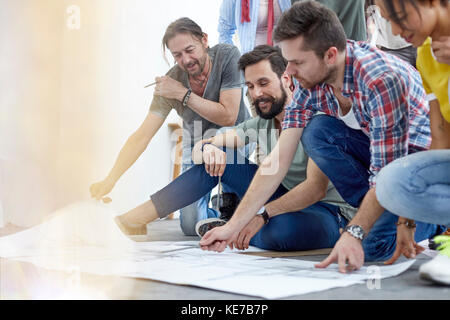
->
xmin=259 ymin=209 xmax=270 ymax=225
xmin=344 ymin=225 xmax=365 ymax=241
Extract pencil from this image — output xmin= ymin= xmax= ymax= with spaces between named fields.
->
xmin=144 ymin=81 xmax=157 ymax=88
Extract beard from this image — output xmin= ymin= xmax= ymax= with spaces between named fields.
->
xmin=296 ymin=65 xmax=338 ymax=89
xmin=183 ymin=50 xmax=208 ymax=77
xmin=253 ymin=84 xmax=287 ymax=120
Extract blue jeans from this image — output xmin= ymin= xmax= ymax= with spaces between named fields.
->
xmin=376 ymin=150 xmax=450 ymax=227
xmin=176 ymin=137 xmax=254 ymax=236
xmin=301 ymin=115 xmax=445 ymax=261
xmin=151 ymin=149 xmax=348 ymax=250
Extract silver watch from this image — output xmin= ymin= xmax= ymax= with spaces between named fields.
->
xmin=344 ymin=225 xmax=365 ymax=241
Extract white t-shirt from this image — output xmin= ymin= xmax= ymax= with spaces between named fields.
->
xmin=338 ymin=105 xmax=362 ymax=130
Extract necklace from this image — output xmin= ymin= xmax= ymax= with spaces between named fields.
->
xmin=190 ymin=56 xmax=212 ymax=93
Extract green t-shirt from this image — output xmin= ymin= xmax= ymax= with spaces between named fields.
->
xmin=291 ymin=0 xmax=367 ymax=41
xmin=235 ymin=116 xmax=357 ymax=221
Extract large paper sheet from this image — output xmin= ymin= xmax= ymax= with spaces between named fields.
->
xmin=0 ymin=201 xmax=416 ymax=299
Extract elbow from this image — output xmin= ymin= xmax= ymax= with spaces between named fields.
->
xmin=221 ymin=113 xmax=238 ymax=127
xmin=315 ymin=188 xmax=328 ymax=202
xmin=308 ymin=180 xmax=328 ymax=202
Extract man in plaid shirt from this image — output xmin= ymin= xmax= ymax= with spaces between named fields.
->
xmin=199 ymin=1 xmax=445 ymax=269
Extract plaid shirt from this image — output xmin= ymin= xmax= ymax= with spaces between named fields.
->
xmin=283 ymin=40 xmax=431 ymax=187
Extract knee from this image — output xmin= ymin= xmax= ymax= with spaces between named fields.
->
xmin=301 ymin=115 xmax=336 ymax=154
xmin=376 ymin=159 xmax=414 ymax=208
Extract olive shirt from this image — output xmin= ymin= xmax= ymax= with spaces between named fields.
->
xmin=149 ymin=43 xmax=251 ymax=153
xmin=235 ymin=115 xmax=357 ymax=221
xmin=291 ymin=0 xmax=367 ymax=41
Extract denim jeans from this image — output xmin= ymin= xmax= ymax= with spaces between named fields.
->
xmin=151 ymin=148 xmax=348 ymax=250
xmin=175 ymin=133 xmax=254 ymax=236
xmin=376 ymin=150 xmax=450 ymax=227
xmin=301 ymin=115 xmax=446 ymax=261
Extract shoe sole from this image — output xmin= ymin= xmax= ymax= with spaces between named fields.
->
xmin=195 ymin=218 xmax=227 ymax=238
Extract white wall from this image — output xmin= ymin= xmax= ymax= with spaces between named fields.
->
xmin=0 ymin=0 xmax=222 ymax=227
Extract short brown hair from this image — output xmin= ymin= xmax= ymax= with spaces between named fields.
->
xmin=273 ymin=1 xmax=347 ymax=57
xmin=238 ymin=45 xmax=287 ymax=78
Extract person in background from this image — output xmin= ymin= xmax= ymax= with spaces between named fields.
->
xmin=366 ymin=3 xmax=417 ymax=67
xmin=218 ymin=0 xmax=292 ymax=164
xmin=219 ymin=0 xmax=292 ymax=56
xmin=292 ymin=0 xmax=367 ymax=41
xmin=375 ymin=0 xmax=450 ymax=286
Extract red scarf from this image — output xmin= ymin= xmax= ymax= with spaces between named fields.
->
xmin=267 ymin=0 xmax=274 ymax=45
xmin=241 ymin=0 xmax=275 ymax=45
xmin=241 ymin=0 xmax=251 ymax=23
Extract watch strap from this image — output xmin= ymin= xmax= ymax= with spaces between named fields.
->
xmin=260 ymin=210 xmax=270 ymax=225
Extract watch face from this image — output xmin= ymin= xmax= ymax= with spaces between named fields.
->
xmin=346 ymin=225 xmax=365 ymax=240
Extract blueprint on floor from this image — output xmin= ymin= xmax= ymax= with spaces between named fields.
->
xmin=0 ymin=201 xmax=416 ymax=299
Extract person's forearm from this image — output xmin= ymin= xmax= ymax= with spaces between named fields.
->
xmin=192 ymin=130 xmax=245 ymax=163
xmin=227 ymin=151 xmax=290 ymax=230
xmin=226 ymin=128 xmax=303 ymax=230
xmin=347 ymin=188 xmax=385 ymax=233
xmin=429 ymin=100 xmax=450 ymax=149
xmin=265 ymin=179 xmax=327 ymax=217
xmin=186 ymin=93 xmax=237 ymax=127
xmin=107 ymin=133 xmax=150 ymax=183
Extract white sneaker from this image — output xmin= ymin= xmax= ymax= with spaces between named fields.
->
xmin=419 ymin=235 xmax=450 ymax=285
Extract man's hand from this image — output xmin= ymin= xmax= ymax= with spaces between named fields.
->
xmin=431 ymin=36 xmax=450 ymax=65
xmin=89 ymin=177 xmax=115 ymax=200
xmin=315 ymin=232 xmax=365 ymax=273
xmin=199 ymin=224 xmax=240 ymax=252
xmin=154 ymin=76 xmax=188 ymax=101
xmin=234 ymin=215 xmax=265 ymax=250
xmin=203 ymin=144 xmax=227 ymax=177
xmin=384 ymin=223 xmax=424 ymax=265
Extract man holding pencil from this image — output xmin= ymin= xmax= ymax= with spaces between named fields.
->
xmin=89 ymin=17 xmax=250 ymax=236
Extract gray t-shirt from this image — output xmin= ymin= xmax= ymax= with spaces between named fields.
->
xmin=235 ymin=116 xmax=357 ymax=221
xmin=149 ymin=43 xmax=250 ymax=152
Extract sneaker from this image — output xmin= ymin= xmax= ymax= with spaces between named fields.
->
xmin=114 ymin=215 xmax=147 ymax=236
xmin=419 ymin=235 xmax=450 ymax=285
xmin=195 ymin=218 xmax=227 ymax=237
xmin=211 ymin=192 xmax=240 ymax=221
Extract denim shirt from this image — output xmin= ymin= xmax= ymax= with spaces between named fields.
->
xmin=218 ymin=0 xmax=291 ymax=54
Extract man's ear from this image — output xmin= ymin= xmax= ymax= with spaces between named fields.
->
xmin=281 ymin=71 xmax=292 ymax=90
xmin=202 ymin=33 xmax=209 ymax=48
xmin=324 ymin=46 xmax=339 ymax=66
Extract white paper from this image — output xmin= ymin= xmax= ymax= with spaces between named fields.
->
xmin=417 ymin=239 xmax=439 ymax=258
xmin=0 ymin=202 xmax=417 ymax=299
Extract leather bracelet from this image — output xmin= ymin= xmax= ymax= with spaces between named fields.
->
xmin=182 ymin=88 xmax=192 ymax=107
xmin=396 ymin=220 xmax=417 ymax=229
xmin=259 ymin=210 xmax=270 ymax=225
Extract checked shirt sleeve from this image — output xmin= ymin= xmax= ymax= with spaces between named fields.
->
xmin=282 ymin=86 xmax=316 ymax=131
xmin=366 ymin=74 xmax=410 ymax=187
